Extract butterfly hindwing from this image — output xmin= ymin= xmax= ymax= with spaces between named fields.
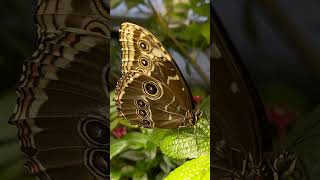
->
xmin=115 ymin=72 xmax=192 ymax=128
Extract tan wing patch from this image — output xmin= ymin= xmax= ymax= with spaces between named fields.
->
xmin=119 ymin=22 xmax=172 ymax=74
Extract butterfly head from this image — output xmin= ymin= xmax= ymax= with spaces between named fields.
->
xmin=182 ymin=109 xmax=203 ymax=127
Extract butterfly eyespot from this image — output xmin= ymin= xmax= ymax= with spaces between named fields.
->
xmin=138 ymin=109 xmax=147 ymax=117
xmin=145 ymin=83 xmax=157 ymax=94
xmin=141 ymin=59 xmax=148 ymax=66
xmin=79 ymin=118 xmax=108 ymax=146
xmin=142 ymin=119 xmax=150 ymax=125
xmin=135 ymin=99 xmax=146 ymax=107
xmin=142 ymin=81 xmax=163 ymax=100
xmin=138 ymin=40 xmax=149 ymax=51
xmin=86 ymin=149 xmax=108 ymax=178
xmin=138 ymin=57 xmax=152 ymax=70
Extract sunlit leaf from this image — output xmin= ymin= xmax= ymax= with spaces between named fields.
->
xmin=110 ymin=139 xmax=128 ymax=159
xmin=164 ymin=155 xmax=210 ymax=180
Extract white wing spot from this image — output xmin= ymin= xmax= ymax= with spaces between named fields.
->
xmin=167 ymin=75 xmax=179 ymax=85
xmin=230 ymin=82 xmax=239 ymax=94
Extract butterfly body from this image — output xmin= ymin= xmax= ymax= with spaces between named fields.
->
xmin=114 ymin=22 xmax=200 ymax=129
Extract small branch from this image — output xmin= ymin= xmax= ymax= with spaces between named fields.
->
xmin=146 ymin=0 xmax=210 ymax=87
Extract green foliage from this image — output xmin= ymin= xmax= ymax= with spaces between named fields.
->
xmin=110 ymin=91 xmax=210 ymax=179
xmin=279 ymin=104 xmax=320 ymax=179
xmin=151 ymin=120 xmax=209 ymax=159
xmin=110 ymin=92 xmax=186 ymax=180
xmin=149 ymin=98 xmax=210 ymax=159
xmin=0 ymin=90 xmax=36 ymax=180
xmin=165 ymin=155 xmax=210 ymax=180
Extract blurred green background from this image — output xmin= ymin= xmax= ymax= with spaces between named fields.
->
xmin=0 ymin=1 xmax=36 ymax=179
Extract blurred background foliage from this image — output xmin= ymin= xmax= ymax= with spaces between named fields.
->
xmin=0 ymin=1 xmax=36 ymax=179
xmin=110 ymin=0 xmax=210 ymax=179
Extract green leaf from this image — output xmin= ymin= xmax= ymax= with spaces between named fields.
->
xmin=149 ymin=129 xmax=171 ymax=145
xmin=123 ymin=132 xmax=149 ymax=150
xmin=280 ymin=105 xmax=320 ymax=179
xmin=177 ymin=22 xmax=210 ymax=47
xmin=149 ymin=96 xmax=210 ymax=159
xmin=110 ymin=168 xmax=122 ymax=180
xmin=193 ymin=2 xmax=209 ymax=17
xmin=125 ymin=0 xmax=144 ymax=9
xmin=133 ymin=171 xmax=148 ymax=180
xmin=110 ymin=118 xmax=120 ymax=130
xmin=120 ymin=150 xmax=146 ymax=161
xmin=164 ymin=155 xmax=210 ymax=180
xmin=200 ymin=96 xmax=210 ymax=120
xmin=157 ymin=117 xmax=210 ymax=159
xmin=110 ymin=139 xmax=128 ymax=159
xmin=199 ymin=23 xmax=210 ymax=44
xmin=144 ymin=141 xmax=158 ymax=159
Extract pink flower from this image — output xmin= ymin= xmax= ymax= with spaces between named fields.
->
xmin=112 ymin=126 xmax=127 ymax=139
xmin=193 ymin=96 xmax=202 ymax=105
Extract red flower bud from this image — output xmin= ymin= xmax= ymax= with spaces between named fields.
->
xmin=112 ymin=126 xmax=127 ymax=139
xmin=266 ymin=104 xmax=296 ymax=135
xmin=193 ymin=96 xmax=202 ymax=104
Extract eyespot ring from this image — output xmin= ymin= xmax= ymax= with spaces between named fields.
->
xmin=142 ymin=119 xmax=152 ymax=128
xmin=142 ymin=81 xmax=163 ymax=100
xmin=136 ymin=108 xmax=149 ymax=118
xmin=138 ymin=56 xmax=152 ymax=69
xmin=141 ymin=59 xmax=148 ymax=66
xmin=138 ymin=40 xmax=150 ymax=51
xmin=134 ymin=98 xmax=146 ymax=108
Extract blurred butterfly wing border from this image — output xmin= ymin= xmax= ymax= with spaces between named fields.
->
xmin=9 ymin=0 xmax=110 ymax=179
xmin=211 ymin=4 xmax=274 ymax=177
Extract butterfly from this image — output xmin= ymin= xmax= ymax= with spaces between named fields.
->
xmin=210 ymin=4 xmax=304 ymax=180
xmin=9 ymin=0 xmax=110 ymax=179
xmin=114 ymin=22 xmax=202 ymax=129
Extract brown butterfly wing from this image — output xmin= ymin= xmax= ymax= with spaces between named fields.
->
xmin=115 ymin=72 xmax=191 ymax=128
xmin=9 ymin=0 xmax=110 ymax=179
xmin=115 ymin=22 xmax=195 ymax=128
xmin=211 ymin=5 xmax=273 ymax=178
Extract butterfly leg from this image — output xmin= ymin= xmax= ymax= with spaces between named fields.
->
xmin=193 ymin=125 xmax=200 ymax=152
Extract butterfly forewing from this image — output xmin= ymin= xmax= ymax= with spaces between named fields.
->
xmin=9 ymin=0 xmax=110 ymax=179
xmin=115 ymin=22 xmax=196 ymax=128
xmin=211 ymin=5 xmax=272 ymax=178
